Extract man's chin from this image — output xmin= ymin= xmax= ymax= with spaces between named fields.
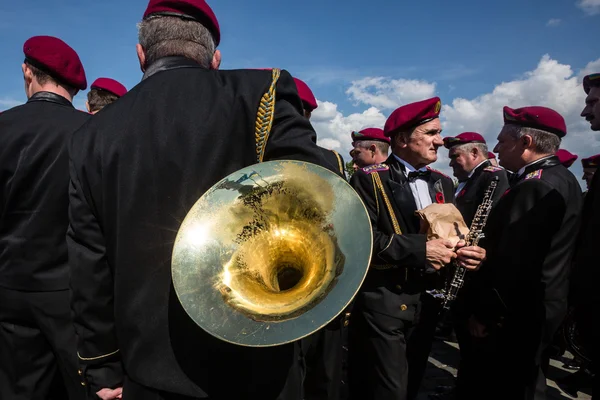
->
xmin=590 ymin=120 xmax=600 ymax=131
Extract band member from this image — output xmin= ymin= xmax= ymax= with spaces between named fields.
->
xmin=580 ymin=154 xmax=599 ymax=192
xmin=348 ymin=97 xmax=486 ymax=400
xmin=293 ymin=76 xmax=345 ymax=400
xmin=0 ymin=35 xmax=89 ymax=400
xmin=67 ymin=1 xmax=329 ymax=399
xmin=350 ymin=128 xmax=390 ymax=168
xmin=294 ymin=77 xmax=346 ymax=179
xmin=463 ymin=106 xmax=582 ymax=400
xmin=487 ymin=151 xmax=499 ymax=166
xmin=556 ymin=149 xmax=578 ymax=169
xmin=86 ymin=78 xmax=127 ymax=114
xmin=444 ymin=132 xmax=509 ymax=226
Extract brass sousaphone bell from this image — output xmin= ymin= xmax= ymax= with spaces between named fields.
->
xmin=171 ymin=160 xmax=372 ymax=347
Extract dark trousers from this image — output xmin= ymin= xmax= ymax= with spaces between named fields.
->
xmin=0 ymin=286 xmax=85 ymax=400
xmin=348 ymin=308 xmax=411 ymax=400
xmin=303 ymin=318 xmax=344 ymax=400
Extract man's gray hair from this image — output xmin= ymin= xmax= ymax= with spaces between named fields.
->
xmin=138 ymin=16 xmax=215 ymax=68
xmin=355 ymin=140 xmax=390 ymax=155
xmin=504 ymin=124 xmax=561 ymax=154
xmin=453 ymin=142 xmax=488 ymax=156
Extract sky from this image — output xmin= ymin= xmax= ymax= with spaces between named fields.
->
xmin=1 ymin=0 xmax=599 ymax=186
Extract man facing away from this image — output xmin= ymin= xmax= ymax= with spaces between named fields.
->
xmin=67 ymin=1 xmax=331 ymax=399
xmin=86 ymin=78 xmax=127 ymax=114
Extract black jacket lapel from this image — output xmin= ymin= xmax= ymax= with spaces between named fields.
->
xmin=385 ymin=156 xmax=420 ymax=233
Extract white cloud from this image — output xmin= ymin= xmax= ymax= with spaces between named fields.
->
xmin=546 ymin=18 xmax=562 ymax=27
xmin=0 ymin=97 xmax=23 ymax=110
xmin=577 ymin=0 xmax=600 ymax=15
xmin=346 ymin=77 xmax=436 ymax=110
xmin=312 ymin=55 xmax=600 ymax=184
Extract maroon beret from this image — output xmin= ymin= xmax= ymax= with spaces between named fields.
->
xmin=91 ymin=78 xmax=127 ymax=98
xmin=351 ymin=128 xmax=390 ymax=144
xmin=143 ymin=0 xmax=220 ymax=46
xmin=23 ymin=36 xmax=87 ymax=90
xmin=583 ymin=73 xmax=600 ymax=94
xmin=503 ymin=106 xmax=566 ymax=138
xmin=582 ymin=154 xmax=600 ymax=169
xmin=556 ymin=149 xmax=578 ymax=168
xmin=443 ymin=132 xmax=486 ymax=149
xmin=293 ymin=78 xmax=318 ymax=112
xmin=384 ymin=97 xmax=442 ymax=137
xmin=487 ymin=152 xmax=496 ymax=159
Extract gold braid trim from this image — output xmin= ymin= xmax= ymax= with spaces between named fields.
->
xmin=331 ymin=150 xmax=344 ymax=176
xmin=255 ymin=68 xmax=281 ymax=163
xmin=77 ymin=349 xmax=120 ymax=361
xmin=371 ymin=172 xmax=402 ymax=235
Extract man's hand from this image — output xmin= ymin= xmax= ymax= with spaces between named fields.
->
xmin=425 ymin=239 xmax=456 ymax=270
xmin=96 ymin=388 xmax=123 ymax=400
xmin=455 ymin=240 xmax=486 ymax=271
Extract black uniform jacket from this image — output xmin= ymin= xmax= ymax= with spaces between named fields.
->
xmin=67 ymin=57 xmax=333 ymax=397
xmin=455 ymin=160 xmax=509 ymax=227
xmin=349 ymin=155 xmax=455 ymax=320
xmin=470 ymin=156 xmax=582 ymax=352
xmin=320 ymin=148 xmax=346 ymax=179
xmin=0 ymin=92 xmax=89 ymax=291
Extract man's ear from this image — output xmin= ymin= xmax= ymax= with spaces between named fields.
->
xmin=522 ymin=134 xmax=533 ymax=149
xmin=211 ymin=50 xmax=222 ymax=70
xmin=136 ymin=44 xmax=146 ymax=72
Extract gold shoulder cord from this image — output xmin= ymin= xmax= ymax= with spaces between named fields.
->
xmin=331 ymin=150 xmax=344 ymax=176
xmin=371 ymin=172 xmax=402 ymax=235
xmin=255 ymin=68 xmax=281 ymax=163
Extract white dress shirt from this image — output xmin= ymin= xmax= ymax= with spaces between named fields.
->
xmin=455 ymin=160 xmax=488 ymax=196
xmin=393 ymin=155 xmax=432 ymax=210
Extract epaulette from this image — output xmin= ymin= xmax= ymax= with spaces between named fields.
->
xmin=362 ymin=163 xmax=389 ymax=174
xmin=524 ymin=169 xmax=543 ymax=180
xmin=483 ymin=166 xmax=503 ymax=173
xmin=426 ymin=166 xmax=449 ymax=178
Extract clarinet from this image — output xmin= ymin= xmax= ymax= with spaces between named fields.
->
xmin=441 ymin=176 xmax=499 ymax=310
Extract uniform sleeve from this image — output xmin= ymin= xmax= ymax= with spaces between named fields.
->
xmin=262 ymin=70 xmax=332 ymax=170
xmin=350 ymin=171 xmax=426 ymax=270
xmin=67 ymin=141 xmax=123 ymax=393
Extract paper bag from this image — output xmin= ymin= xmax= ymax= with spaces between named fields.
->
xmin=415 ymin=203 xmax=469 ymax=247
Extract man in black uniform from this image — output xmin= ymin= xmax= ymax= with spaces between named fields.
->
xmin=86 ymin=77 xmax=127 ymax=114
xmin=444 ymin=132 xmax=509 ymax=226
xmin=350 ymin=127 xmax=390 ymax=169
xmin=67 ymin=1 xmax=333 ymax=399
xmin=464 ymin=106 xmax=582 ymax=400
xmin=580 ymin=154 xmax=599 ymax=193
xmin=0 ymin=35 xmax=89 ymax=400
xmin=347 ymin=97 xmax=486 ymax=400
xmin=294 ymin=76 xmax=347 ymax=179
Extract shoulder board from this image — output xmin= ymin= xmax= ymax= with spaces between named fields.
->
xmin=362 ymin=163 xmax=389 ymax=174
xmin=483 ymin=166 xmax=503 ymax=173
xmin=524 ymin=169 xmax=543 ymax=180
xmin=426 ymin=166 xmax=449 ymax=178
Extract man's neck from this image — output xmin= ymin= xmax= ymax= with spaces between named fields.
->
xmin=515 ymin=153 xmax=553 ymax=174
xmin=393 ymin=152 xmax=427 ymax=170
xmin=30 ymin=85 xmax=73 ymax=103
xmin=466 ymin=157 xmax=488 ymax=176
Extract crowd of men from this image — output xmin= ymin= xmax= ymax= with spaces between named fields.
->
xmin=0 ymin=0 xmax=596 ymax=399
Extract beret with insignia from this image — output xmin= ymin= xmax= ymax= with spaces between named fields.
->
xmin=443 ymin=132 xmax=486 ymax=149
xmin=91 ymin=78 xmax=127 ymax=98
xmin=503 ymin=106 xmax=566 ymax=138
xmin=583 ymin=73 xmax=600 ymax=94
xmin=556 ymin=149 xmax=578 ymax=169
xmin=581 ymin=154 xmax=600 ymax=169
xmin=351 ymin=128 xmax=390 ymax=144
xmin=23 ymin=36 xmax=87 ymax=90
xmin=384 ymin=97 xmax=442 ymax=137
xmin=293 ymin=78 xmax=318 ymax=112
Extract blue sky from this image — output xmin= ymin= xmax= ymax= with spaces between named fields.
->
xmin=1 ymin=0 xmax=599 ymax=184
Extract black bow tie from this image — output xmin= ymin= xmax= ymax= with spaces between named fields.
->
xmin=407 ymin=170 xmax=431 ymax=182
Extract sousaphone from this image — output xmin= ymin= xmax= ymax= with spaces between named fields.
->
xmin=171 ymin=160 xmax=372 ymax=347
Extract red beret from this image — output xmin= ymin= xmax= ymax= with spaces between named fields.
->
xmin=91 ymin=78 xmax=127 ymax=98
xmin=556 ymin=149 xmax=578 ymax=168
xmin=583 ymin=73 xmax=600 ymax=94
xmin=293 ymin=78 xmax=318 ymax=112
xmin=143 ymin=0 xmax=220 ymax=46
xmin=503 ymin=106 xmax=566 ymax=138
xmin=582 ymin=154 xmax=600 ymax=169
xmin=487 ymin=152 xmax=496 ymax=159
xmin=23 ymin=36 xmax=87 ymax=90
xmin=351 ymin=128 xmax=390 ymax=144
xmin=443 ymin=132 xmax=486 ymax=149
xmin=384 ymin=97 xmax=442 ymax=137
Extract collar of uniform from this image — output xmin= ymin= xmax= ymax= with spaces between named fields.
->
xmin=142 ymin=56 xmax=205 ymax=81
xmin=516 ymin=155 xmax=557 ymax=177
xmin=392 ymin=154 xmax=427 ymax=177
xmin=468 ymin=159 xmax=490 ymax=179
xmin=27 ymin=91 xmax=73 ymax=108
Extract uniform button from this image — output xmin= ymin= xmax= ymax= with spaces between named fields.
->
xmin=343 ymin=320 xmax=350 ymax=327
xmin=396 ymin=284 xmax=402 ymax=290
xmin=80 ymin=382 xmax=86 ymax=386
xmin=78 ymin=369 xmax=82 ymax=376
xmin=400 ymin=304 xmax=408 ymax=311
